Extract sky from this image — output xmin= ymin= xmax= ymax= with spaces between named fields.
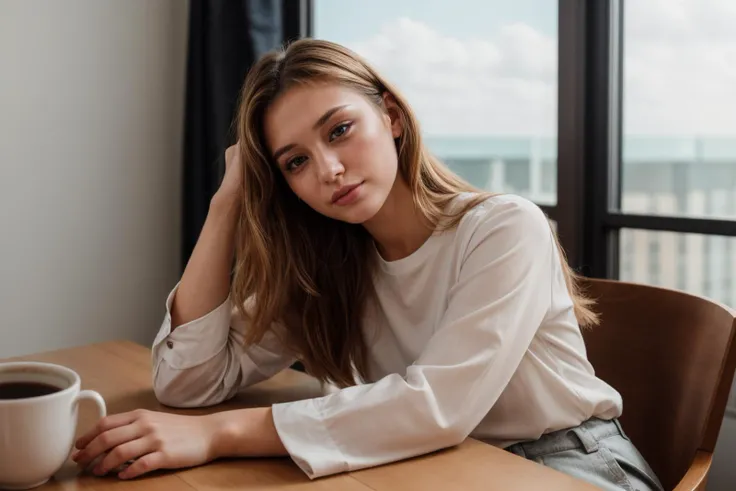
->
xmin=314 ymin=0 xmax=736 ymax=137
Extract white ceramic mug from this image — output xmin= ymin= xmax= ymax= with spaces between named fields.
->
xmin=0 ymin=361 xmax=106 ymax=490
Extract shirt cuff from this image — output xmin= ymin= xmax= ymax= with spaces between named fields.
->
xmin=272 ymin=398 xmax=349 ymax=479
xmin=152 ymin=282 xmax=233 ymax=369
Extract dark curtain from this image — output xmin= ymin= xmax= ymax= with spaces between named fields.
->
xmin=181 ymin=0 xmax=284 ymax=269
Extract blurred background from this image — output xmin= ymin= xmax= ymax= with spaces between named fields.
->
xmin=1 ymin=0 xmax=735 ymax=488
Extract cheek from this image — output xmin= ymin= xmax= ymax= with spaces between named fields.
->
xmin=285 ymin=177 xmax=310 ymax=199
xmin=285 ymin=173 xmax=325 ymax=208
xmin=352 ymin=125 xmax=398 ymax=173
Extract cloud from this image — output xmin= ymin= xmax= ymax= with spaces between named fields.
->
xmin=624 ymin=0 xmax=736 ymax=135
xmin=345 ymin=1 xmax=736 ymax=137
xmin=348 ymin=18 xmax=556 ymax=137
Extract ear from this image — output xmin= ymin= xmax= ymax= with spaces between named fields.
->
xmin=381 ymin=92 xmax=403 ymax=139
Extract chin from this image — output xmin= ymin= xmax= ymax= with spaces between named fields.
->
xmin=333 ymin=196 xmax=384 ymax=224
xmin=337 ymin=205 xmax=380 ymax=224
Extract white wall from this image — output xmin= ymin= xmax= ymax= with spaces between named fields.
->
xmin=0 ymin=0 xmax=189 ymax=358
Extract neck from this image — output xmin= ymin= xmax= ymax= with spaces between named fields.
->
xmin=362 ymin=177 xmax=434 ymax=262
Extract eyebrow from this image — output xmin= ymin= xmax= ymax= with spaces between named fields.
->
xmin=271 ymin=105 xmax=350 ymax=162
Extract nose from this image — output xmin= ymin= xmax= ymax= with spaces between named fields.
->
xmin=314 ymin=149 xmax=344 ymax=183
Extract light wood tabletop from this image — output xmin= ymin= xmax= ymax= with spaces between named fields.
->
xmin=2 ymin=341 xmax=601 ymax=490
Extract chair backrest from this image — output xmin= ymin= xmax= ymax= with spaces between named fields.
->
xmin=579 ymin=278 xmax=736 ymax=491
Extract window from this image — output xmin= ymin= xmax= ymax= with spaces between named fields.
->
xmin=314 ymin=0 xmax=559 ymax=206
xmin=611 ymin=0 xmax=736 ymax=307
xmin=309 ymin=0 xmax=736 ymax=310
xmin=621 ymin=1 xmax=736 ymax=220
xmin=620 ymin=230 xmax=736 ymax=307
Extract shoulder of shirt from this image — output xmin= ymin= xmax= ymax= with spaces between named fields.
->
xmin=450 ymin=193 xmax=552 ymax=249
xmin=454 ymin=192 xmax=549 ymax=230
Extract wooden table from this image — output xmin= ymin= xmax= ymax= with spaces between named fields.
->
xmin=3 ymin=341 xmax=600 ymax=490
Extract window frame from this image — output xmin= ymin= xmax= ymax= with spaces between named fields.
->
xmin=300 ymin=0 xmax=736 ymax=280
xmin=558 ymin=0 xmax=736 ymax=279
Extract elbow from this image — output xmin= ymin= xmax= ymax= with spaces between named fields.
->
xmin=406 ymin=381 xmax=476 ymax=450
xmin=152 ymin=371 xmax=202 ymax=408
xmin=153 ymin=390 xmax=187 ymax=409
xmin=152 ymin=381 xmax=202 ymax=409
xmin=421 ymin=418 xmax=471 ymax=451
xmin=407 ymin=425 xmax=467 ymax=457
xmin=423 ymin=402 xmax=474 ymax=448
xmin=436 ymin=425 xmax=470 ymax=449
xmin=151 ymin=362 xmax=233 ymax=409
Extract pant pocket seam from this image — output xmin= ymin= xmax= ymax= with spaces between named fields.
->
xmin=598 ymin=446 xmax=636 ymax=491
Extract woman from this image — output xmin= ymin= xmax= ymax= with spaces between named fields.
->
xmin=72 ymin=39 xmax=662 ymax=490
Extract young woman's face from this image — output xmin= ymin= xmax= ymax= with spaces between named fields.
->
xmin=264 ymin=82 xmax=403 ymax=224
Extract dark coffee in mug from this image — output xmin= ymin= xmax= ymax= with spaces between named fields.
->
xmin=0 ymin=381 xmax=61 ymax=400
xmin=0 ymin=361 xmax=107 ymax=489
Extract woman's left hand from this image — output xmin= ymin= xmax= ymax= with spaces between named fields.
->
xmin=72 ymin=409 xmax=221 ymax=479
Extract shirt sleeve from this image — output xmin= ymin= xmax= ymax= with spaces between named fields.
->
xmin=151 ymin=284 xmax=297 ymax=408
xmin=271 ymin=197 xmax=555 ymax=479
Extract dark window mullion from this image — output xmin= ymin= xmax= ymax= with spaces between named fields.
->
xmin=557 ymin=0 xmax=621 ymax=279
xmin=556 ymin=0 xmax=589 ymax=271
xmin=587 ymin=0 xmax=622 ymax=279
xmin=609 ymin=0 xmax=624 ymax=280
xmin=605 ymin=213 xmax=736 ymax=236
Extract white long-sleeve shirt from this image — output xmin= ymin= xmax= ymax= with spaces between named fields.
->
xmin=151 ymin=194 xmax=622 ymax=479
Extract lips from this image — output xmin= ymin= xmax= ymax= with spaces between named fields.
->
xmin=331 ymin=182 xmax=362 ymax=204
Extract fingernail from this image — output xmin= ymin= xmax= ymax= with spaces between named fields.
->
xmin=71 ymin=450 xmax=79 ymax=460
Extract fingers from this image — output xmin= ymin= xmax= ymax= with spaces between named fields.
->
xmin=118 ymin=452 xmax=165 ymax=480
xmin=94 ymin=437 xmax=155 ymax=476
xmin=74 ymin=422 xmax=141 ymax=468
xmin=75 ymin=411 xmax=140 ymax=449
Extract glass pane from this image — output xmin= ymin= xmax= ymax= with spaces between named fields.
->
xmin=621 ymin=1 xmax=736 ymax=219
xmin=314 ymin=0 xmax=558 ymax=205
xmin=619 ymin=229 xmax=736 ymax=308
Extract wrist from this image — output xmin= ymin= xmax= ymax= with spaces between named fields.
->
xmin=207 ymin=411 xmax=239 ymax=460
xmin=207 ymin=407 xmax=287 ymax=459
xmin=210 ymin=191 xmax=242 ymax=217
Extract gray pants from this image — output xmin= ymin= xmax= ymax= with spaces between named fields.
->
xmin=505 ymin=418 xmax=664 ymax=491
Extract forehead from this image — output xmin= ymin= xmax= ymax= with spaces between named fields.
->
xmin=264 ymin=82 xmax=372 ymax=148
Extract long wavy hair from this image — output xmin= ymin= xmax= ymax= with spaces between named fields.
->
xmin=232 ymin=38 xmax=597 ymax=388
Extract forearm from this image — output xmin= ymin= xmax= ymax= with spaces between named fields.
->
xmin=208 ymin=407 xmax=288 ymax=459
xmin=171 ymin=191 xmax=241 ymax=329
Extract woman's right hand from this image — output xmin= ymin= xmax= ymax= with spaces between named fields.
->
xmin=216 ymin=142 xmax=244 ymax=202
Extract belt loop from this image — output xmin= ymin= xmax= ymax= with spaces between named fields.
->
xmin=612 ymin=418 xmax=630 ymax=441
xmin=570 ymin=425 xmax=600 ymax=454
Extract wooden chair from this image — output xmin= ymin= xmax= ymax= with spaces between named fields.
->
xmin=580 ymin=278 xmax=736 ymax=491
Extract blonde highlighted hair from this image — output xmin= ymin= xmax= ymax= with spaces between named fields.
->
xmin=232 ymin=38 xmax=597 ymax=388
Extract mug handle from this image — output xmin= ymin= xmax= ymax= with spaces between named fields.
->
xmin=66 ymin=390 xmax=107 ymax=472
xmin=73 ymin=390 xmax=107 ymax=424
xmin=68 ymin=390 xmax=107 ymax=472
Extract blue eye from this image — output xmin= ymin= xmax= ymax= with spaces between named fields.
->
xmin=329 ymin=122 xmax=351 ymax=142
